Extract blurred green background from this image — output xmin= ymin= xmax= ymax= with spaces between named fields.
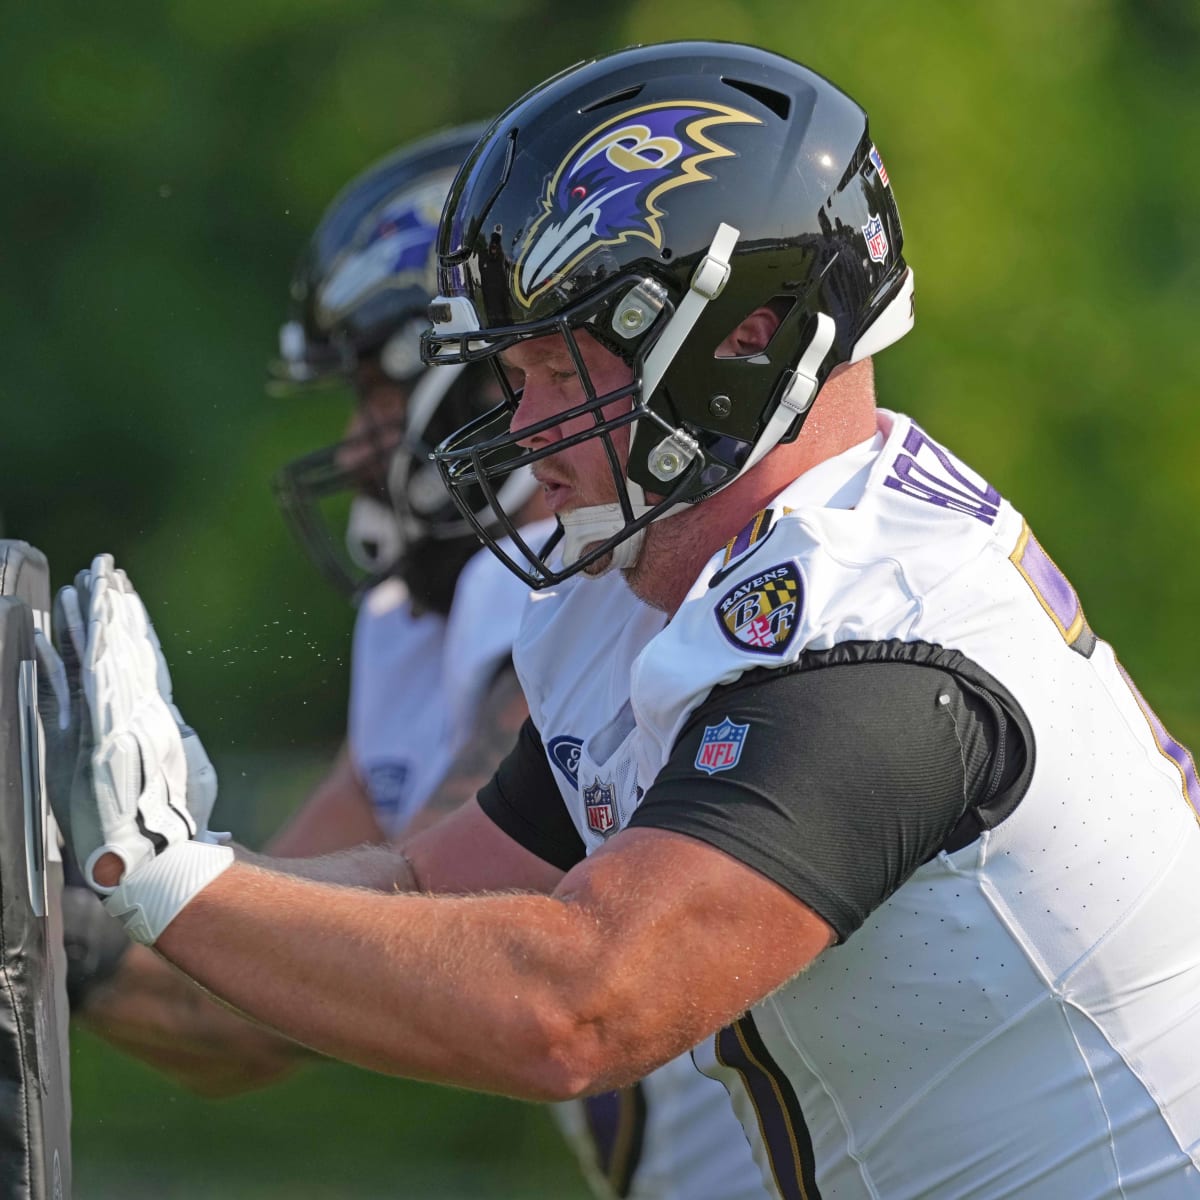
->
xmin=4 ymin=0 xmax=1199 ymax=1196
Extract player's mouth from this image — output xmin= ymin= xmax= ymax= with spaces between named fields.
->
xmin=533 ymin=468 xmax=575 ymax=513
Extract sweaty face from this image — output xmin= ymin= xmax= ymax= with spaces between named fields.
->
xmin=500 ymin=331 xmax=636 ymax=517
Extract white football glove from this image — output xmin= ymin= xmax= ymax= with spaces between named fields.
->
xmin=39 ymin=554 xmax=232 ymax=943
xmin=119 ymin=565 xmax=229 ymax=845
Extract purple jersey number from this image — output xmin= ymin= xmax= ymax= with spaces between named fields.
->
xmin=884 ymin=424 xmax=1001 ymax=525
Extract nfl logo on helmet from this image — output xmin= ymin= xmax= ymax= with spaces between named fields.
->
xmin=862 ymin=213 xmax=889 ymax=264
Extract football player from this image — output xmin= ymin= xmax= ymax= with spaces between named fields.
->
xmin=62 ymin=124 xmax=762 ymax=1200
xmin=47 ymin=43 xmax=1200 ymax=1199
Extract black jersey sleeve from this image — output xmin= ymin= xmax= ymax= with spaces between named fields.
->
xmin=477 ymin=717 xmax=587 ymax=872
xmin=627 ymin=641 xmax=1031 ymax=941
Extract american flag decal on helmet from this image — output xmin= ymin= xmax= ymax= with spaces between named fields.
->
xmin=869 ymin=144 xmax=890 ymax=187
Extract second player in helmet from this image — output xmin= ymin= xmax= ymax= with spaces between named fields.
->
xmin=63 ymin=126 xmax=541 ymax=1081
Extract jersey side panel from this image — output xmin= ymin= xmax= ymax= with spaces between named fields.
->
xmin=349 ymin=579 xmax=450 ymax=834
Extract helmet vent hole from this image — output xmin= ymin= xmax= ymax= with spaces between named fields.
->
xmin=721 ymin=77 xmax=791 ymax=121
xmin=581 ymin=85 xmax=644 ymax=114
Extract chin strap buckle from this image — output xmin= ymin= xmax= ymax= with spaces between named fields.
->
xmin=690 ymin=222 xmax=738 ymax=300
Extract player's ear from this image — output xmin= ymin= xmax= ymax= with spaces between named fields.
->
xmin=714 ymin=306 xmax=783 ymax=359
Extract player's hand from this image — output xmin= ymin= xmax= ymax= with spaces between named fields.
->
xmin=45 ymin=554 xmax=234 ymax=944
xmin=131 ymin=569 xmax=230 ymax=846
xmin=70 ymin=553 xmax=197 ymax=889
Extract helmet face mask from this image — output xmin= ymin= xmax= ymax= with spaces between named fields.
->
xmin=273 ymin=398 xmax=406 ymax=600
xmin=274 ymin=358 xmax=537 ymax=608
xmin=424 ymin=41 xmax=915 ymax=588
xmin=270 ymin=124 xmax=538 ymax=611
xmin=429 ymin=280 xmax=709 ymax=585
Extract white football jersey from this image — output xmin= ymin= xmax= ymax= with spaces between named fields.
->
xmin=518 ymin=570 xmax=768 ymax=1200
xmin=349 ymin=526 xmax=549 ymax=835
xmin=349 ymin=577 xmax=451 ymax=836
xmin=516 ymin=411 xmax=1200 ymax=1199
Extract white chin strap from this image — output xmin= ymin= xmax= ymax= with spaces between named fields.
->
xmin=559 ymin=222 xmax=741 ymax=577
xmin=346 ymin=495 xmax=403 ymax=574
xmin=735 ymin=312 xmax=837 ymax=478
xmin=558 ymin=481 xmax=651 ymax=573
xmin=731 ymin=266 xmax=915 ymax=481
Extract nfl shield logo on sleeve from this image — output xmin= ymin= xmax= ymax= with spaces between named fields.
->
xmin=695 ymin=718 xmax=750 ymax=775
xmin=583 ymin=777 xmax=617 ymax=835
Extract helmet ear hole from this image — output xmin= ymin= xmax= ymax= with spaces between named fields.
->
xmin=714 ymin=297 xmax=796 ymax=360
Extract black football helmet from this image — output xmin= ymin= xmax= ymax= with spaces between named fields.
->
xmin=269 ymin=124 xmax=535 ymax=610
xmin=422 ymin=41 xmax=914 ymax=587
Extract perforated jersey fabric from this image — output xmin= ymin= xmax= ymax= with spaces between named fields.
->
xmin=510 ymin=411 xmax=1200 ymax=1199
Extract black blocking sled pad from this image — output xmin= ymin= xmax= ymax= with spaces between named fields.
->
xmin=0 ymin=541 xmax=72 ymax=1199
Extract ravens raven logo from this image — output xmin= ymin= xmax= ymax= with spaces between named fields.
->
xmin=318 ymin=171 xmax=455 ymax=323
xmin=514 ymin=101 xmax=760 ymax=308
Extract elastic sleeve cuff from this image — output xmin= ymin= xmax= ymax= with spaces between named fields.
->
xmin=102 ymin=841 xmax=235 ymax=945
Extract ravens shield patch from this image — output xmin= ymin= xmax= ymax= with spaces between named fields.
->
xmin=714 ymin=561 xmax=802 ymax=655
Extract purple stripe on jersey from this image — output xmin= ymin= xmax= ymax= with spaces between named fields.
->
xmin=582 ymin=1085 xmax=646 ymax=1197
xmin=1017 ymin=533 xmax=1081 ymax=635
xmin=715 ymin=1016 xmax=821 ymax=1199
xmin=724 ymin=508 xmax=770 ymax=565
xmin=1117 ymin=664 xmax=1200 ymax=816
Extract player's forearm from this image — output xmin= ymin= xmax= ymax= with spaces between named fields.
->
xmin=404 ymin=665 xmax=530 ymax=836
xmin=156 ymin=861 xmax=628 ymax=1101
xmin=235 ymin=841 xmax=417 ymax=892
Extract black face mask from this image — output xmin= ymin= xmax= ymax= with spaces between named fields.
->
xmin=273 ymin=361 xmax=537 ymax=606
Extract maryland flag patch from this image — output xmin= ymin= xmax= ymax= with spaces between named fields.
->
xmin=715 ymin=561 xmax=802 ymax=655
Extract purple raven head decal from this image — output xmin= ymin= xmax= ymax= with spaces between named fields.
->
xmin=514 ymin=101 xmax=760 ymax=308
xmin=317 ymin=169 xmax=456 ymax=323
